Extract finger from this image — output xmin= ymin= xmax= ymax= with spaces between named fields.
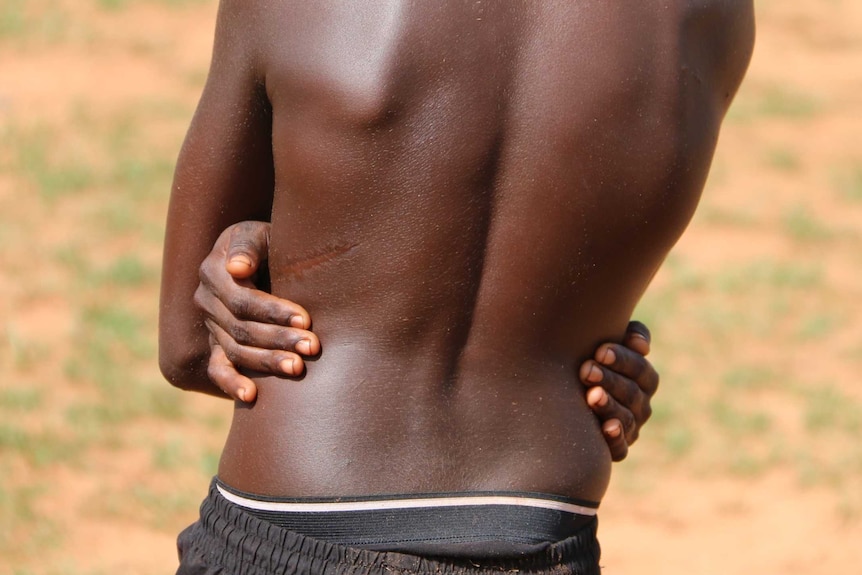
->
xmin=587 ymin=387 xmax=640 ymax=450
xmin=195 ymin=275 xmax=311 ymax=333
xmin=200 ymin=288 xmax=319 ymax=353
xmin=595 ymin=343 xmax=659 ymax=397
xmin=584 ymin=384 xmax=632 ymax=461
xmin=198 ymin=223 xmax=311 ymax=328
xmin=602 ymin=419 xmax=630 ymax=462
xmin=225 ymin=221 xmax=271 ymax=279
xmin=624 ymin=320 xmax=651 ymax=356
xmin=207 ymin=336 xmax=258 ymax=402
xmin=208 ymin=320 xmax=307 ymax=377
xmin=584 ymin=363 xmax=647 ymax=448
xmin=585 ymin=385 xmax=638 ymax=441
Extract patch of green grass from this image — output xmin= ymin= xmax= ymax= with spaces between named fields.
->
xmin=0 ymin=388 xmax=43 ymax=411
xmin=101 ymin=254 xmax=155 ymax=287
xmin=727 ymin=450 xmax=768 ymax=477
xmin=63 ymin=404 xmax=113 ymax=443
xmin=0 ymin=424 xmax=82 ymax=467
xmin=96 ymin=0 xmax=210 ymax=12
xmin=758 ymin=86 xmax=822 ymax=118
xmin=3 ymin=124 xmax=97 ymax=200
xmin=795 ymin=312 xmax=842 ymax=341
xmin=764 ymin=147 xmax=801 ymax=172
xmin=65 ymin=380 xmax=184 ymax=430
xmin=662 ymin=425 xmax=695 ymax=459
xmin=131 ymin=484 xmax=199 ymax=529
xmin=96 ymin=0 xmax=131 ymax=10
xmin=832 ymin=164 xmax=862 ymax=203
xmin=143 ymin=382 xmax=186 ymax=420
xmin=836 ymin=490 xmax=862 ymax=524
xmin=0 ymin=0 xmax=25 ymax=39
xmin=2 ymin=4 xmax=75 ymax=45
xmin=52 ymin=244 xmax=90 ymax=275
xmin=721 ymin=365 xmax=778 ymax=390
xmin=803 ymin=387 xmax=861 ymax=434
xmin=794 ymin=452 xmax=845 ymax=488
xmin=198 ymin=448 xmax=221 ymax=476
xmin=0 ymin=480 xmax=60 ymax=561
xmin=781 ymin=206 xmax=833 ymax=242
xmin=81 ymin=304 xmax=153 ymax=361
xmin=716 ymin=260 xmax=824 ymax=292
xmin=110 ymin=156 xmax=175 ymax=198
xmin=4 ymin=325 xmax=45 ymax=371
xmin=709 ymin=398 xmax=772 ymax=438
xmin=728 ymin=84 xmax=822 ymax=122
xmin=664 ymin=255 xmax=708 ymax=291
xmin=152 ymin=437 xmax=185 ymax=470
xmin=696 ymin=205 xmax=759 ymax=227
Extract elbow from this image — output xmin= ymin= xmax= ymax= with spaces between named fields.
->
xmin=158 ymin=336 xmax=206 ymax=392
xmin=158 ymin=348 xmax=190 ymax=391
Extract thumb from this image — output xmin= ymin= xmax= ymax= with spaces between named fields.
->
xmin=224 ymin=221 xmax=271 ymax=279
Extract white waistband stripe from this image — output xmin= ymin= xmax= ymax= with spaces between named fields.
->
xmin=217 ymin=485 xmax=597 ymax=517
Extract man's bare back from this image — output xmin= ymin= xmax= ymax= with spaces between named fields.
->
xmin=161 ymin=0 xmax=753 ymax=513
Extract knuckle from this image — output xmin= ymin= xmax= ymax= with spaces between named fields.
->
xmin=198 ymin=257 xmax=219 ymax=286
xmin=193 ymin=284 xmax=208 ymax=311
xmin=645 ymin=370 xmax=660 ymax=394
xmin=621 ymin=410 xmax=636 ymax=434
xmin=612 ymin=442 xmax=628 ymax=462
xmin=206 ymin=362 xmax=230 ymax=392
xmin=610 ymin=344 xmax=644 ymax=379
xmin=263 ymin=354 xmax=282 ymax=373
xmin=226 ymin=293 xmax=251 ymax=318
xmin=281 ymin=328 xmax=306 ymax=349
xmin=230 ymin=323 xmax=252 ymax=345
xmin=261 ymin=299 xmax=287 ymax=324
xmin=620 ymin=379 xmax=641 ymax=408
xmin=641 ymin=402 xmax=653 ymax=423
xmin=625 ymin=352 xmax=648 ymax=380
xmin=220 ymin=340 xmax=243 ymax=364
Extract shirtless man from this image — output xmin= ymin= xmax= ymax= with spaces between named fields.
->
xmin=159 ymin=1 xmax=754 ymax=573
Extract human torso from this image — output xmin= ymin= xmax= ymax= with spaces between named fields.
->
xmin=218 ymin=0 xmax=753 ymax=503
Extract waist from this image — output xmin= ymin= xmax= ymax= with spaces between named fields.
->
xmin=218 ymin=365 xmax=612 ymax=503
xmin=214 ymin=477 xmax=599 ymax=559
xmin=188 ymin=478 xmax=602 ymax=572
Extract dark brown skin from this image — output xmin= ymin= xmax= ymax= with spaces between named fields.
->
xmin=195 ymin=220 xmax=658 ymax=462
xmin=160 ymin=0 xmax=754 ymax=504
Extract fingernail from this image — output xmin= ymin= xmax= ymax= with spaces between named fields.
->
xmin=289 ymin=315 xmax=307 ymax=329
xmin=605 ymin=421 xmax=622 ymax=438
xmin=588 ymin=387 xmax=608 ymax=407
xmin=599 ymin=348 xmax=616 ymax=366
xmin=229 ymin=254 xmax=253 ymax=268
xmin=588 ymin=364 xmax=603 ymax=383
xmin=237 ymin=387 xmax=247 ymax=402
xmin=280 ymin=358 xmax=295 ymax=374
xmin=297 ymin=340 xmax=311 ymax=355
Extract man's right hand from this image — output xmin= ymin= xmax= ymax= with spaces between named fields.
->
xmin=194 ymin=221 xmax=320 ymax=402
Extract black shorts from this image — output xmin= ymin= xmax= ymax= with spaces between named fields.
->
xmin=176 ymin=480 xmax=601 ymax=575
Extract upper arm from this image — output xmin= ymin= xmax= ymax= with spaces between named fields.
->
xmin=682 ymin=0 xmax=755 ymax=115
xmin=159 ymin=0 xmax=274 ymax=389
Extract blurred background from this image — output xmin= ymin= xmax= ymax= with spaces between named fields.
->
xmin=1 ymin=1 xmax=860 ymax=573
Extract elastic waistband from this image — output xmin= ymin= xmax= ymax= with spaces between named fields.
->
xmin=217 ymin=478 xmax=597 ymax=514
xmin=182 ymin=479 xmax=602 ymax=574
xmin=216 ymin=478 xmax=597 ymax=553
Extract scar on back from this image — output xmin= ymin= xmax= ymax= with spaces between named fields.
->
xmin=281 ymin=242 xmax=359 ymax=278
